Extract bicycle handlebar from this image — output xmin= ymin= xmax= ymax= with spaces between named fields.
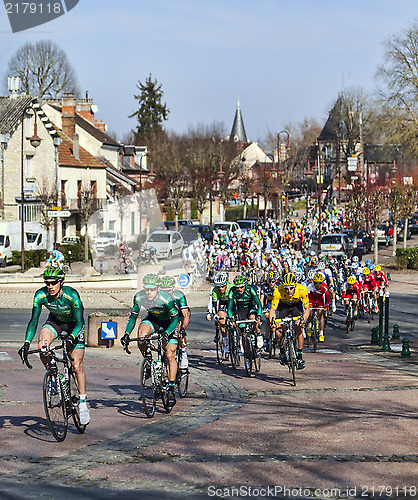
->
xmin=21 ymin=344 xmax=64 ymax=370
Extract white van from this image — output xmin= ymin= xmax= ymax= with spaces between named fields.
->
xmin=212 ymin=221 xmax=242 ymax=239
xmin=0 ymin=221 xmax=50 ymax=267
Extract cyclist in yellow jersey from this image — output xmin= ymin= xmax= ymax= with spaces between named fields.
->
xmin=269 ymin=272 xmax=310 ymax=369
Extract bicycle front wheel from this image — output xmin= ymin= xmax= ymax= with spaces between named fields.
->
xmin=268 ymin=328 xmax=275 ymax=359
xmin=177 ymin=367 xmax=189 ymax=398
xmin=43 ymin=370 xmax=68 ymax=442
xmin=244 ymin=337 xmax=253 ymax=377
xmin=312 ymin=317 xmax=318 ymax=353
xmin=69 ymin=370 xmax=86 ymax=433
xmin=287 ymin=340 xmax=297 ymax=387
xmin=215 ymin=324 xmax=224 ymax=364
xmin=140 ymin=358 xmax=156 ymax=418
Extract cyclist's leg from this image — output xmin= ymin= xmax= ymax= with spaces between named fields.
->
xmin=38 ymin=327 xmax=55 ymax=369
xmin=165 ymin=341 xmax=178 ymax=383
xmin=71 ymin=347 xmax=86 ymax=395
xmin=137 ymin=321 xmax=153 ymax=355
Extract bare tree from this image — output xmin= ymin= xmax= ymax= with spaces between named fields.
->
xmin=399 ymin=184 xmax=418 ymax=249
xmin=5 ymin=40 xmax=79 ymax=101
xmin=388 ymin=185 xmax=403 ymax=257
xmin=37 ymin=177 xmax=57 ymax=249
xmin=345 ymin=186 xmax=366 ymax=247
xmin=368 ymin=187 xmax=385 ymax=264
xmin=79 ymin=183 xmax=97 ymax=261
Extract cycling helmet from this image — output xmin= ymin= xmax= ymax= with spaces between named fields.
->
xmin=47 ymin=247 xmax=54 ymax=253
xmin=374 ymin=265 xmax=382 ymax=272
xmin=317 ymin=262 xmax=326 ymax=270
xmin=352 ymin=262 xmax=359 ymax=270
xmin=364 ymin=259 xmax=371 ymax=266
xmin=282 ymin=273 xmax=297 ymax=287
xmin=347 ymin=276 xmax=356 ymax=285
xmin=368 ymin=263 xmax=375 ymax=270
xmin=319 ymin=253 xmax=327 ymax=261
xmin=352 ymin=255 xmax=359 ymax=263
xmin=159 ymin=276 xmax=176 ymax=289
xmin=43 ymin=268 xmax=65 ymax=281
xmin=143 ymin=273 xmax=161 ymax=288
xmin=214 ymin=272 xmax=228 ymax=286
xmin=233 ymin=275 xmax=247 ymax=286
xmin=307 ymin=269 xmax=316 ymax=280
xmin=267 ymin=271 xmax=277 ymax=282
xmin=294 ymin=271 xmax=304 ymax=283
xmin=362 ymin=267 xmax=370 ymax=275
xmin=313 ymin=272 xmax=324 ymax=283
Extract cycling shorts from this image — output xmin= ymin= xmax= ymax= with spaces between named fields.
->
xmin=343 ymin=292 xmax=359 ymax=301
xmin=140 ymin=315 xmax=178 ymax=345
xmin=41 ymin=314 xmax=85 ymax=349
xmin=309 ymin=296 xmax=326 ymax=308
xmin=362 ymin=283 xmax=377 ymax=292
xmin=275 ymin=301 xmax=303 ymax=320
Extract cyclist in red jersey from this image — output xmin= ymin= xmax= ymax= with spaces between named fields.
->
xmin=362 ymin=267 xmax=379 ymax=312
xmin=306 ymin=272 xmax=331 ymax=342
xmin=341 ymin=276 xmax=361 ymax=318
xmin=373 ymin=265 xmax=388 ymax=292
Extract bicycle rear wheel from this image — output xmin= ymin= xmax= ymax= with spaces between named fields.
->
xmin=69 ymin=370 xmax=86 ymax=433
xmin=176 ymin=349 xmax=189 ymax=398
xmin=254 ymin=341 xmax=262 ymax=373
xmin=160 ymin=359 xmax=172 ymax=413
xmin=268 ymin=327 xmax=275 ymax=359
xmin=140 ymin=358 xmax=156 ymax=418
xmin=43 ymin=370 xmax=68 ymax=442
xmin=229 ymin=326 xmax=240 ymax=370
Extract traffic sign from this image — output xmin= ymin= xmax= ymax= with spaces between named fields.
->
xmin=347 ymin=156 xmax=358 ymax=172
xmin=178 ymin=273 xmax=191 ymax=288
xmin=101 ymin=321 xmax=117 ymax=339
xmin=47 ymin=210 xmax=71 ymax=217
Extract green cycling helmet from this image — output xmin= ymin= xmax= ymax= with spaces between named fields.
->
xmin=142 ymin=273 xmax=161 ymax=289
xmin=160 ymin=276 xmax=176 ymax=289
xmin=43 ymin=268 xmax=65 ymax=281
xmin=233 ymin=275 xmax=247 ymax=286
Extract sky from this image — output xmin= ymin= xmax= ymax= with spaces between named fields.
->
xmin=0 ymin=0 xmax=417 ymax=143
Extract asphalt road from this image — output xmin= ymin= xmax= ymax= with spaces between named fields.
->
xmin=2 ymin=292 xmax=416 ymax=346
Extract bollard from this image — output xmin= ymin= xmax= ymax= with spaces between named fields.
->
xmin=392 ymin=324 xmax=400 ymax=340
xmin=381 ymin=330 xmax=392 ymax=352
xmin=384 ymin=291 xmax=390 ymax=340
xmin=401 ymin=338 xmax=411 ymax=357
xmin=371 ymin=326 xmax=379 ymax=345
xmin=387 ymin=272 xmax=391 ymax=281
xmin=378 ymin=290 xmax=384 ymax=346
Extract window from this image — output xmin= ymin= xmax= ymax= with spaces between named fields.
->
xmin=5 ymin=236 xmax=10 ymax=247
xmin=25 ymin=155 xmax=33 ymax=178
xmin=19 ymin=203 xmax=42 ymax=222
xmin=131 ymin=212 xmax=135 ymax=235
xmin=61 ymin=180 xmax=67 ymax=208
xmin=109 ymin=220 xmax=115 ymax=231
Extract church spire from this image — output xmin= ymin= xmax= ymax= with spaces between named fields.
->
xmin=230 ymin=100 xmax=248 ymax=144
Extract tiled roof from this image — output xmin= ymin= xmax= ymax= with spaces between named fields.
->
xmin=97 ymin=155 xmax=136 ymax=186
xmin=58 ymin=131 xmax=105 ymax=168
xmin=0 ymin=95 xmax=34 ymax=135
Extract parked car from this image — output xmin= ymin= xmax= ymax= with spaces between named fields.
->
xmin=196 ymin=224 xmax=213 ymax=242
xmin=409 ymin=214 xmax=418 ymax=235
xmin=342 ymin=229 xmax=373 ymax=253
xmin=320 ymin=233 xmax=353 ymax=259
xmin=93 ymin=230 xmax=121 ymax=253
xmin=237 ymin=219 xmax=258 ymax=232
xmin=164 ymin=219 xmax=193 ymax=230
xmin=60 ymin=236 xmax=81 ymax=245
xmin=371 ymin=220 xmax=411 ymax=244
xmin=212 ymin=221 xmax=242 ymax=239
xmin=144 ymin=230 xmax=184 ymax=259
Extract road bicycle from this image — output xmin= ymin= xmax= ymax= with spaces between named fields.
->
xmin=20 ymin=339 xmax=86 ymax=442
xmin=227 ymin=318 xmax=241 ymax=370
xmin=123 ymin=330 xmax=174 ymax=418
xmin=237 ymin=318 xmax=261 ymax=377
xmin=275 ymin=315 xmax=300 ymax=386
xmin=345 ymin=300 xmax=356 ymax=333
xmin=266 ymin=317 xmax=277 ymax=359
xmin=306 ymin=307 xmax=324 ymax=352
xmin=361 ymin=291 xmax=375 ymax=323
xmin=213 ymin=317 xmax=226 ymax=364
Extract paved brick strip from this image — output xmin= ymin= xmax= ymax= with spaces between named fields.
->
xmin=2 ymin=366 xmax=248 ymax=488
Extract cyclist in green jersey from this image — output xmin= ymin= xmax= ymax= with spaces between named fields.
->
xmin=18 ymin=268 xmax=90 ymax=425
xmin=206 ymin=272 xmax=233 ymax=353
xmin=227 ymin=275 xmax=263 ymax=349
xmin=120 ymin=274 xmax=179 ymax=407
xmin=260 ymin=271 xmax=279 ymax=351
xmin=159 ymin=275 xmax=190 ymax=370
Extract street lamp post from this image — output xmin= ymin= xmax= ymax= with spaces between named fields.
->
xmin=138 ymin=153 xmax=147 ymax=262
xmin=315 ymin=144 xmax=323 ymax=254
xmin=21 ymin=106 xmax=42 ymax=273
xmin=53 ymin=136 xmax=62 ymax=245
xmin=263 ymin=153 xmax=275 ymax=223
xmin=304 ymin=160 xmax=314 ymax=219
xmin=0 ymin=133 xmax=10 ymax=219
xmin=277 ymin=130 xmax=290 ymax=222
xmin=209 ymin=154 xmax=224 ymax=226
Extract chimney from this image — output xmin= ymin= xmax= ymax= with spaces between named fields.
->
xmin=73 ymin=133 xmax=79 ymax=159
xmin=62 ymin=93 xmax=76 ymax=138
xmin=76 ymin=96 xmax=94 ymax=124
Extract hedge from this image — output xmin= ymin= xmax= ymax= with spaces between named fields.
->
xmin=12 ymin=250 xmax=46 ymax=270
xmin=395 ymin=247 xmax=418 ymax=270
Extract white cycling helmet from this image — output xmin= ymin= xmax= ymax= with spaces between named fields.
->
xmin=352 ymin=255 xmax=359 ymax=263
xmin=317 ymin=262 xmax=326 ymax=270
xmin=214 ymin=272 xmax=228 ymax=286
xmin=307 ymin=269 xmax=316 ymax=280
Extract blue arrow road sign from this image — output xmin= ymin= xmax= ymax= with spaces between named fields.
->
xmin=178 ymin=273 xmax=191 ymax=288
xmin=101 ymin=321 xmax=117 ymax=339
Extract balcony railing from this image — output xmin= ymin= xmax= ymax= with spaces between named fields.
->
xmin=61 ymin=198 xmax=107 ymax=212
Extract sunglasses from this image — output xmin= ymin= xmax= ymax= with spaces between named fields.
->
xmin=237 ymin=285 xmax=246 ymax=289
xmin=284 ymin=286 xmax=296 ymax=290
xmin=44 ymin=280 xmax=60 ymax=286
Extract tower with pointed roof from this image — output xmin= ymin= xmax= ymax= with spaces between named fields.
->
xmin=230 ymin=101 xmax=248 ymax=145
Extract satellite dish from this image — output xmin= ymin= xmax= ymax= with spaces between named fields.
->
xmin=91 ymin=104 xmax=99 ymax=113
